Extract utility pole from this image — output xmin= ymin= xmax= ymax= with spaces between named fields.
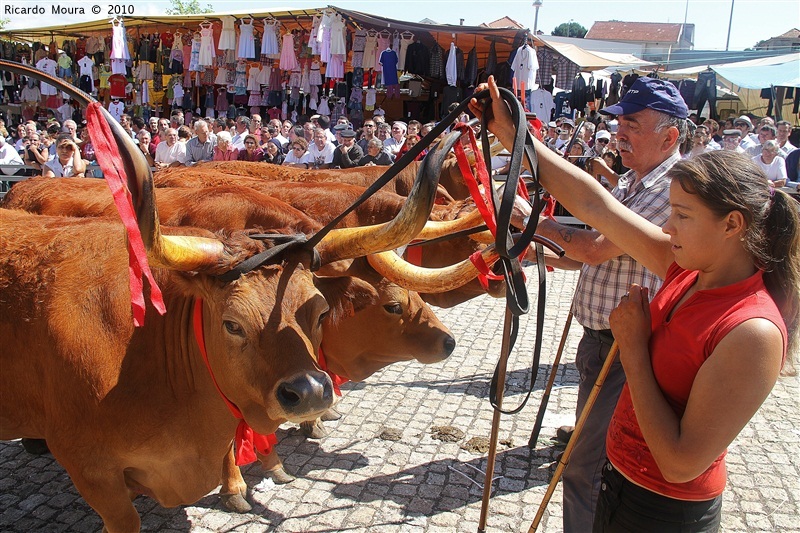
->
xmin=725 ymin=0 xmax=735 ymax=51
xmin=533 ymin=0 xmax=543 ymax=35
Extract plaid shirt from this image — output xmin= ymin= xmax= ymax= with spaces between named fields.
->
xmin=573 ymin=153 xmax=679 ymax=330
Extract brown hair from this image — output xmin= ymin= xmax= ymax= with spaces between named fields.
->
xmin=669 ymin=151 xmax=800 ymax=372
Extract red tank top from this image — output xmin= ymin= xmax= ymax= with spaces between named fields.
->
xmin=606 ymin=262 xmax=786 ymax=500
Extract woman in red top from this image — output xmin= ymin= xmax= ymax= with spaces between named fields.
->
xmin=396 ymin=134 xmax=425 ymax=161
xmin=237 ymin=134 xmax=264 ymax=162
xmin=472 ymin=76 xmax=799 ymax=532
xmin=212 ymin=131 xmax=239 ymax=161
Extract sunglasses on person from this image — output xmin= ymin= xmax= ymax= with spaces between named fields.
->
xmin=596 ymin=139 xmax=610 ymax=144
xmin=292 ymin=145 xmax=305 ymax=151
xmin=245 ymin=141 xmax=256 ymax=145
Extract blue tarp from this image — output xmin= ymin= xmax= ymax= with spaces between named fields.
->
xmin=713 ymin=57 xmax=800 ymax=89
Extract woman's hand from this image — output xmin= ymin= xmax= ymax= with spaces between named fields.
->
xmin=609 ymin=284 xmax=651 ymax=368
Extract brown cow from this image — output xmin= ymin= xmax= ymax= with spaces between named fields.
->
xmin=0 ymin=103 xmax=440 ymax=531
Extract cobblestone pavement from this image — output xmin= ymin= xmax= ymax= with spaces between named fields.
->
xmin=1 ymin=268 xmax=798 ymax=532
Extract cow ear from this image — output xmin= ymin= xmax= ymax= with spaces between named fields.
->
xmin=314 ymin=276 xmax=378 ymax=325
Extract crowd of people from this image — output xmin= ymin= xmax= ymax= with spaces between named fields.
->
xmin=0 ymin=108 xmax=439 ymax=179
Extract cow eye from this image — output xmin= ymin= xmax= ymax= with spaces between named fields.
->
xmin=223 ymin=320 xmax=243 ymax=335
xmin=318 ymin=310 xmax=329 ymax=327
xmin=383 ymin=303 xmax=403 ymax=315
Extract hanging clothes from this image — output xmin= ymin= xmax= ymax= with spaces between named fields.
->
xmin=329 ymin=15 xmax=346 ymax=56
xmin=398 ymin=33 xmax=414 ymax=70
xmin=279 ymin=33 xmax=299 ymax=71
xmin=308 ymin=15 xmax=322 ymax=56
xmin=363 ymin=31 xmax=378 ymax=71
xmin=238 ymin=18 xmax=256 ymax=60
xmin=309 ymin=60 xmax=323 ymax=86
xmin=189 ymin=34 xmax=202 ymax=72
xmin=485 ymin=40 xmax=498 ymax=77
xmin=326 ymin=55 xmax=344 ymax=80
xmin=218 ymin=16 xmax=237 ymax=50
xmin=694 ymin=70 xmax=717 ymax=120
xmin=351 ymin=29 xmax=367 ymax=69
xmin=375 ymin=34 xmax=390 ymax=72
xmin=511 ymin=44 xmax=538 ymax=89
xmin=110 ymin=19 xmax=130 ymax=61
xmin=198 ymin=23 xmax=216 ymax=67
xmin=247 ymin=64 xmax=262 ymax=91
xmin=445 ymin=42 xmax=458 ymax=87
xmin=35 ymin=57 xmax=58 ymax=95
xmin=464 ymin=47 xmax=478 ymax=88
xmin=379 ymin=48 xmax=399 ymax=86
xmin=261 ymin=19 xmax=281 ymax=57
xmin=404 ymin=40 xmax=429 ymax=76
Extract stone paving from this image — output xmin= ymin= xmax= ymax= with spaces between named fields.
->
xmin=1 ymin=268 xmax=798 ymax=532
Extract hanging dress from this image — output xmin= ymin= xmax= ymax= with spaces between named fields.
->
xmin=189 ymin=34 xmax=202 ymax=72
xmin=233 ymin=60 xmax=248 ymax=95
xmin=375 ymin=35 xmax=391 ymax=72
xmin=237 ymin=18 xmax=256 ymax=60
xmin=218 ymin=16 xmax=237 ymax=50
xmin=317 ymin=95 xmax=330 ymax=116
xmin=214 ymin=66 xmax=229 ymax=85
xmin=300 ymin=64 xmax=311 ymax=94
xmin=247 ymin=64 xmax=262 ymax=91
xmin=110 ymin=20 xmax=130 ymax=60
xmin=363 ymin=32 xmax=378 ymax=71
xmin=261 ymin=20 xmax=280 ymax=57
xmin=351 ymin=30 xmax=366 ymax=69
xmin=198 ymin=23 xmax=216 ymax=67
xmin=308 ymin=15 xmax=322 ymax=56
xmin=279 ymin=33 xmax=299 ymax=71
xmin=309 ymin=60 xmax=323 ymax=86
xmin=326 ymin=55 xmax=344 ymax=80
xmin=398 ymin=34 xmax=414 ymax=70
xmin=330 ymin=15 xmax=346 ymax=56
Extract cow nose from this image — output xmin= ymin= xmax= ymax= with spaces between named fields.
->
xmin=443 ymin=334 xmax=456 ymax=356
xmin=276 ymin=371 xmax=333 ymax=416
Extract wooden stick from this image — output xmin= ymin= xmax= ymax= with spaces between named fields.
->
xmin=477 ymin=309 xmax=514 ymax=533
xmin=528 ymin=309 xmax=573 ymax=448
xmin=527 ymin=341 xmax=620 ymax=533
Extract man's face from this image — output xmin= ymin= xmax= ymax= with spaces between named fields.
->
xmin=615 ymin=108 xmax=675 ymax=174
xmin=282 ymin=121 xmax=292 ymax=135
xmin=337 ymin=118 xmax=349 ymax=126
xmin=758 ymin=128 xmax=775 ymax=145
xmin=547 ymin=126 xmax=557 ymax=138
xmin=165 ymin=130 xmax=178 ymax=145
xmin=303 ymin=124 xmax=315 ymax=140
xmin=149 ymin=118 xmax=158 ymax=130
xmin=249 ymin=116 xmax=261 ymax=133
xmin=735 ymin=122 xmax=750 ymax=137
xmin=314 ymin=130 xmax=327 ymax=150
xmin=722 ymin=134 xmax=741 ymax=150
xmin=777 ymin=124 xmax=791 ymax=143
xmin=377 ymin=127 xmax=390 ymax=141
xmin=25 ymin=124 xmax=36 ymax=137
xmin=236 ymin=120 xmax=247 ymax=134
xmin=261 ymin=128 xmax=271 ymax=142
xmin=363 ymin=122 xmax=376 ymax=137
xmin=391 ymin=124 xmax=405 ymax=141
xmin=196 ymin=125 xmax=209 ymax=139
xmin=158 ymin=119 xmax=169 ymax=133
xmin=340 ymin=135 xmax=354 ymax=148
xmin=407 ymin=124 xmax=420 ymax=137
xmin=65 ymin=123 xmax=76 ymax=137
xmin=367 ymin=143 xmax=380 ymax=156
xmin=120 ymin=116 xmax=130 ymax=128
xmin=761 ymin=146 xmax=778 ymax=164
xmin=137 ymin=131 xmax=151 ymax=146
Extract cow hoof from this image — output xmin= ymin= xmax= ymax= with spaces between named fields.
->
xmin=265 ymin=467 xmax=296 ymax=484
xmin=301 ymin=420 xmax=327 ymax=439
xmin=220 ymin=493 xmax=252 ymax=514
xmin=21 ymin=438 xmax=50 ymax=455
xmin=320 ymin=407 xmax=342 ymax=421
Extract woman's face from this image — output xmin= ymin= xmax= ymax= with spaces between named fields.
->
xmin=761 ymin=147 xmax=778 ymax=164
xmin=662 ymin=180 xmax=732 ymax=271
xmin=569 ymin=143 xmax=583 ymax=156
xmin=404 ymin=136 xmax=418 ymax=149
xmin=56 ymin=141 xmax=74 ymax=161
xmin=244 ymin=138 xmax=257 ymax=152
xmin=266 ymin=142 xmax=278 ymax=155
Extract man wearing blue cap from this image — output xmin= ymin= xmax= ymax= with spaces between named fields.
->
xmin=526 ymin=76 xmax=689 ymax=532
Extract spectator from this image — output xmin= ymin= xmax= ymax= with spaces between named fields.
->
xmin=358 ymin=138 xmax=393 ymax=166
xmin=307 ymin=127 xmax=336 ymax=169
xmin=80 ymin=128 xmax=96 ymax=162
xmin=237 ymin=134 xmax=264 ymax=162
xmin=281 ymin=120 xmax=293 ymax=141
xmin=231 ymin=116 xmax=250 ymax=150
xmin=331 ymin=129 xmax=363 ymax=168
xmin=686 ymin=127 xmax=712 ymax=159
xmin=776 ymin=121 xmax=797 ymax=158
xmin=263 ymin=140 xmax=285 ymax=165
xmin=746 ymin=124 xmax=777 ymax=158
xmin=170 ymin=111 xmax=185 ymax=129
xmin=42 ymin=134 xmax=86 ymax=177
xmin=383 ymin=121 xmax=407 ymax=156
xmin=283 ymin=137 xmax=312 ymax=167
xmin=0 ymin=135 xmax=25 ymax=175
xmin=752 ymin=140 xmax=787 ymax=187
xmin=734 ymin=116 xmax=758 ymax=150
xmin=152 ymin=118 xmax=170 ymax=146
xmin=182 ymin=119 xmax=216 ymax=166
xmin=212 ymin=117 xmax=227 ymax=135
xmin=587 ymin=129 xmax=611 ymax=158
xmin=136 ymin=129 xmax=155 ymax=168
xmin=420 ymin=122 xmax=435 ymax=138
xmin=21 ymin=133 xmax=49 ymax=171
xmin=376 ymin=123 xmax=393 ymax=156
xmin=703 ymin=118 xmax=722 ymax=149
xmin=284 ymin=125 xmax=305 ymax=154
xmin=722 ymin=129 xmax=744 ymax=153
xmin=131 ymin=116 xmax=145 ymax=138
xmin=357 ymin=120 xmax=377 ymax=152
xmin=154 ymin=128 xmax=186 ymax=169
xmin=62 ymin=120 xmax=79 ymax=142
xmin=177 ymin=126 xmax=192 ymax=142
xmin=316 ymin=115 xmax=337 ymax=144
xmin=396 ymin=134 xmax=424 ymax=162
xmin=407 ymin=120 xmax=422 ymax=138
xmin=582 ymin=121 xmax=596 ymax=147
xmin=249 ymin=114 xmax=262 ymax=134
xmin=213 ymin=131 xmax=239 ymax=161
xmin=148 ymin=117 xmax=159 ymax=136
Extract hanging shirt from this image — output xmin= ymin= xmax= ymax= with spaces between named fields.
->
xmin=445 ymin=42 xmax=458 ymax=87
xmin=511 ymin=44 xmax=538 ymax=88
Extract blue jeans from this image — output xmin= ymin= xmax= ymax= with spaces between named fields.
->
xmin=594 ymin=462 xmax=721 ymax=532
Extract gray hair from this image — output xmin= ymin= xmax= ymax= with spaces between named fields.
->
xmin=193 ymin=119 xmax=208 ymax=132
xmin=762 ymin=140 xmax=779 ymax=153
xmin=367 ymin=138 xmax=384 ymax=150
xmin=582 ymin=122 xmax=595 ymax=134
xmin=653 ymin=111 xmax=690 ymax=146
xmin=216 ymin=131 xmax=232 ymax=144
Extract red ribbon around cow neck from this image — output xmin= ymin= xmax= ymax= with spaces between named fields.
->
xmin=317 ymin=348 xmax=346 ymax=397
xmin=192 ymin=298 xmax=276 ymax=466
xmin=85 ymin=102 xmax=165 ymax=327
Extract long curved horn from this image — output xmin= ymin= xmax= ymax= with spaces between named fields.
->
xmin=366 ymin=247 xmax=500 ymax=294
xmin=316 ymin=131 xmax=463 ymax=264
xmin=414 ymin=208 xmax=485 ymax=241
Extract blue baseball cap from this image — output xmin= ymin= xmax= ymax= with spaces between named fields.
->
xmin=601 ymin=77 xmax=688 ymax=119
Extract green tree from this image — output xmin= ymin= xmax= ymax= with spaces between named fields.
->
xmin=0 ymin=17 xmax=10 ymax=29
xmin=552 ymin=22 xmax=587 ymax=38
xmin=165 ymin=0 xmax=214 ymax=15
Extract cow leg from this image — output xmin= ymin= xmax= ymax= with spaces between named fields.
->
xmin=258 ymin=447 xmax=296 ymax=484
xmin=219 ymin=443 xmax=252 ymax=513
xmin=66 ymin=466 xmax=141 ymax=533
xmin=300 ymin=418 xmax=327 ymax=439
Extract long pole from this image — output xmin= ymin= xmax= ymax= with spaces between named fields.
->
xmin=527 ymin=341 xmax=620 ymax=533
xmin=528 ymin=310 xmax=573 ymax=448
xmin=477 ymin=309 xmax=514 ymax=533
xmin=533 ymin=5 xmax=541 ymax=35
xmin=725 ymin=0 xmax=735 ymax=51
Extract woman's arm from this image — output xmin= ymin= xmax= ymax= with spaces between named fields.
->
xmin=610 ymin=285 xmax=784 ymax=483
xmin=71 ymin=142 xmax=87 ymax=176
xmin=469 ymin=76 xmax=674 ymax=278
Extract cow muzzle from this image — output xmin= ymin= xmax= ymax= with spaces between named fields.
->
xmin=276 ymin=371 xmax=334 ymax=419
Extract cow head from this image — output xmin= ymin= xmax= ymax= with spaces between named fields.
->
xmin=315 ymin=260 xmax=456 ymax=382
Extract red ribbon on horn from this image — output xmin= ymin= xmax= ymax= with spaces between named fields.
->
xmin=85 ymin=102 xmax=165 ymax=327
